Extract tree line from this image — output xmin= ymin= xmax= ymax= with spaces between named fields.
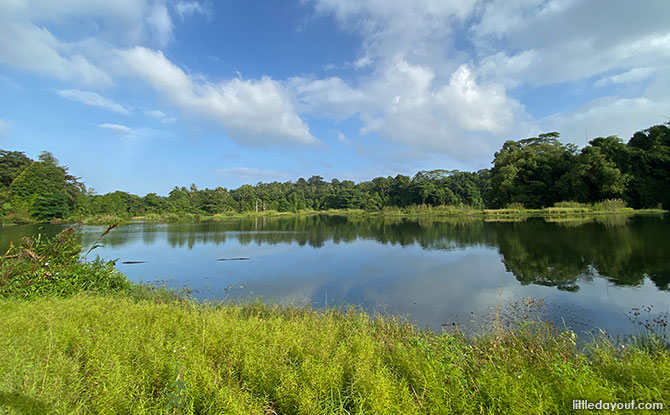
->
xmin=1 ymin=123 xmax=668 ymax=222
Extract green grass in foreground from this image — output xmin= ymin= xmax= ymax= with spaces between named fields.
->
xmin=1 ymin=296 xmax=669 ymax=415
xmin=1 ymin=228 xmax=669 ymax=414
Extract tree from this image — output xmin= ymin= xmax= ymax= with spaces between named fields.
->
xmin=561 ymin=146 xmax=630 ymax=202
xmin=10 ymin=161 xmax=68 ymax=206
xmin=168 ymin=187 xmax=192 ymax=213
xmin=0 ymin=150 xmax=32 ymax=187
xmin=489 ymin=133 xmax=577 ymax=208
xmin=31 ymin=192 xmax=70 ymax=221
xmin=626 ymin=124 xmax=670 ymax=208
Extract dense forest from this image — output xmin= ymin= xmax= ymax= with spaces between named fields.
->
xmin=1 ymin=123 xmax=668 ymax=223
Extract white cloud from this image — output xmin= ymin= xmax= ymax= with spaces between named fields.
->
xmin=216 ymin=167 xmax=294 ymax=182
xmin=57 ymin=89 xmax=130 ymax=114
xmin=146 ymin=3 xmax=173 ymax=46
xmin=541 ymin=97 xmax=670 ymax=145
xmin=301 ymin=0 xmax=670 ymax=162
xmin=98 ymin=123 xmax=135 ymax=136
xmin=472 ymin=0 xmax=547 ymax=39
xmin=469 ymin=0 xmax=670 ymax=147
xmin=594 ymin=67 xmax=657 ymax=88
xmin=475 ymin=1 xmax=670 ymax=87
xmin=291 ymin=58 xmax=524 ymax=158
xmin=297 ymin=0 xmax=527 ymax=158
xmin=0 ymin=0 xmax=176 ymax=87
xmin=352 ymin=55 xmax=372 ymax=69
xmin=175 ymin=1 xmax=212 ymax=20
xmin=0 ymin=1 xmax=317 ymax=149
xmin=118 ymin=47 xmax=317 ymax=146
xmin=3 ymin=0 xmax=669 ymax=165
xmin=310 ymin=0 xmax=479 ymax=61
xmin=289 ymin=76 xmax=367 ymax=119
xmin=0 ymin=20 xmax=112 ymax=86
xmin=144 ymin=109 xmax=177 ymax=123
xmin=0 ymin=118 xmax=8 ymax=135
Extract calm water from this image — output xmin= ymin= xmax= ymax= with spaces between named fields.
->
xmin=2 ymin=214 xmax=669 ymax=336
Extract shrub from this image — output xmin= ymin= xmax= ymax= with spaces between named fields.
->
xmin=0 ymin=227 xmax=131 ymax=299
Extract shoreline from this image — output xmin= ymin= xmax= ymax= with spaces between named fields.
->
xmin=70 ymin=206 xmax=667 ymax=225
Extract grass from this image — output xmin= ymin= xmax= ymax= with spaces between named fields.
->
xmin=1 ymin=229 xmax=669 ymax=414
xmin=1 ymin=296 xmax=669 ymax=414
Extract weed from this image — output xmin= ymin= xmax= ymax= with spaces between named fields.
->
xmin=0 ymin=227 xmax=130 ymax=299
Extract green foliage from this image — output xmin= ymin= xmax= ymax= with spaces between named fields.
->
xmin=1 ymin=151 xmax=86 ymax=222
xmin=30 ymin=192 xmax=70 ymax=222
xmin=0 ymin=150 xmax=32 ymax=188
xmin=489 ymin=133 xmax=577 ymax=208
xmin=561 ymin=146 xmax=630 ymax=202
xmin=9 ymin=161 xmax=67 ymax=202
xmin=0 ymin=228 xmax=130 ymax=299
xmin=0 ymin=297 xmax=668 ymax=414
xmin=626 ymin=124 xmax=670 ymax=209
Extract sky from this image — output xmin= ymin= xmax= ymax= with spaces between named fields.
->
xmin=0 ymin=0 xmax=669 ymax=195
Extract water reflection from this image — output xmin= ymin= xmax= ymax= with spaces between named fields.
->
xmin=1 ymin=214 xmax=668 ymax=334
xmin=56 ymin=214 xmax=670 ymax=292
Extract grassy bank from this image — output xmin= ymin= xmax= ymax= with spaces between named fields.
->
xmin=1 ymin=229 xmax=669 ymax=414
xmin=0 ymin=198 xmax=664 ymax=226
xmin=68 ymin=202 xmax=666 ymax=225
xmin=2 ymin=295 xmax=669 ymax=414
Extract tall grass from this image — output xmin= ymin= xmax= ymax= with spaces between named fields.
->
xmin=1 ymin=296 xmax=669 ymax=414
xmin=591 ymin=198 xmax=631 ymax=212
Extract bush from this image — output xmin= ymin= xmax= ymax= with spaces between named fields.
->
xmin=0 ymin=227 xmax=131 ymax=299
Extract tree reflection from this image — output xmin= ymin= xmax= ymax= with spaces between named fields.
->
xmin=2 ymin=214 xmax=668 ymax=291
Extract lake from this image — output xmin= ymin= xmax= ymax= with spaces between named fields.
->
xmin=2 ymin=214 xmax=669 ymax=337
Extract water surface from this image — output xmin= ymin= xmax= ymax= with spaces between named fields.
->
xmin=2 ymin=214 xmax=669 ymax=336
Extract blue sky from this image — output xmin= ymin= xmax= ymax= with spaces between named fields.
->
xmin=1 ymin=0 xmax=669 ymax=195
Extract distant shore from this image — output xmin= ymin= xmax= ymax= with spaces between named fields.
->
xmin=72 ymin=204 xmax=666 ymax=225
xmin=1 ymin=203 xmax=665 ymax=227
